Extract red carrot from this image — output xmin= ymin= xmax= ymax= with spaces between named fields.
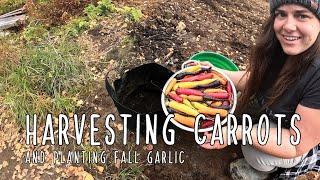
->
xmin=168 ymin=92 xmax=183 ymax=103
xmin=205 ymin=92 xmax=229 ymax=99
xmin=201 ymin=120 xmax=214 ymax=128
xmin=180 ymin=73 xmax=214 ymax=82
xmin=176 ymin=88 xmax=204 ymax=96
xmin=227 ymin=82 xmax=232 ymax=94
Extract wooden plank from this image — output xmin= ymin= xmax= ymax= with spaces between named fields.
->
xmin=0 ymin=8 xmax=25 ymax=19
xmin=0 ymin=14 xmax=26 ymax=30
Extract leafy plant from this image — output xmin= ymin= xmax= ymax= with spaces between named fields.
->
xmin=122 ymin=6 xmax=143 ymax=22
xmin=84 ymin=0 xmax=116 ymax=20
xmin=62 ymin=17 xmax=90 ymax=37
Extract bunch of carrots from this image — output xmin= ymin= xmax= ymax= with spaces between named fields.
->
xmin=164 ymin=64 xmax=234 ymax=129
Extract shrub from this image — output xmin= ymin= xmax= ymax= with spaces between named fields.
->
xmin=27 ymin=0 xmax=98 ymax=26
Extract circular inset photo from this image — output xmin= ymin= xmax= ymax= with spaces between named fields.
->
xmin=161 ymin=63 xmax=237 ymax=132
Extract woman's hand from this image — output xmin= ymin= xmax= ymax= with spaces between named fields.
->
xmin=215 ymin=69 xmax=249 ymax=92
xmin=200 ymin=127 xmax=230 ymax=149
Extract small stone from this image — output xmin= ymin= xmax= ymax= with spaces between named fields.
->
xmin=2 ymin=161 xmax=9 ymax=168
xmin=176 ymin=21 xmax=186 ymax=32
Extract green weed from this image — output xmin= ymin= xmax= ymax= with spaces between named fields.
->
xmin=0 ymin=0 xmax=25 ymax=15
xmin=122 ymin=6 xmax=143 ymax=22
xmin=84 ymin=0 xmax=116 ymax=20
xmin=118 ymin=164 xmax=147 ymax=179
xmin=62 ymin=17 xmax=90 ymax=37
xmin=22 ymin=22 xmax=49 ymax=42
xmin=1 ymin=39 xmax=93 ymax=126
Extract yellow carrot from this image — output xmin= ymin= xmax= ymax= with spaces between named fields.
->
xmin=184 ymin=65 xmax=201 ymax=73
xmin=183 ymin=99 xmax=196 ymax=109
xmin=191 ymin=102 xmax=208 ymax=110
xmin=167 ymin=100 xmax=199 ymax=117
xmin=198 ymin=106 xmax=228 ymax=117
xmin=165 ymin=78 xmax=177 ymax=95
xmin=174 ymin=113 xmax=196 ymax=128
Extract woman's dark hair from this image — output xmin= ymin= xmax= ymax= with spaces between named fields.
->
xmin=238 ymin=14 xmax=320 ymax=112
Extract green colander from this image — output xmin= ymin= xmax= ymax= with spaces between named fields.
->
xmin=189 ymin=51 xmax=239 ymax=71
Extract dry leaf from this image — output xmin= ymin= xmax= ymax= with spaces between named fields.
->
xmin=115 ymin=123 xmax=123 ymax=131
xmin=77 ymin=100 xmax=84 ymax=106
xmin=15 ymin=143 xmax=22 ymax=150
xmin=2 ymin=161 xmax=8 ymax=168
xmin=115 ymin=159 xmax=121 ymax=169
xmin=15 ymin=164 xmax=21 ymax=172
xmin=43 ymin=163 xmax=50 ymax=170
xmin=54 ymin=117 xmax=59 ymax=126
xmin=22 ymin=169 xmax=28 ymax=176
xmin=83 ymin=171 xmax=94 ymax=180
xmin=96 ymin=165 xmax=104 ymax=173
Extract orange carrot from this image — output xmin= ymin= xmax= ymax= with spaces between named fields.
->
xmin=186 ymin=95 xmax=203 ymax=101
xmin=204 ymin=88 xmax=227 ymax=93
xmin=205 ymin=92 xmax=229 ymax=99
xmin=198 ymin=106 xmax=228 ymax=117
xmin=211 ymin=101 xmax=223 ymax=107
xmin=174 ymin=113 xmax=196 ymax=128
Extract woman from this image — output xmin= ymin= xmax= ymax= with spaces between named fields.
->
xmin=201 ymin=0 xmax=320 ymax=179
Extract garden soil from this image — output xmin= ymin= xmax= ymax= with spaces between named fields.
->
xmin=1 ymin=0 xmax=319 ymax=179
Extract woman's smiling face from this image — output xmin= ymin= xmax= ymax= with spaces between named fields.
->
xmin=273 ymin=4 xmax=320 ymax=55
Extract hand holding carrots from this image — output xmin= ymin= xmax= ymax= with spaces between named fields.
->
xmin=163 ymin=63 xmax=236 ymax=129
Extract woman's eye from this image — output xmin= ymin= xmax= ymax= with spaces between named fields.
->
xmin=298 ymin=14 xmax=308 ymax=19
xmin=275 ymin=12 xmax=286 ymax=18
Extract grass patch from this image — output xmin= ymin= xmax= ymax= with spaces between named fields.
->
xmin=0 ymin=37 xmax=93 ymax=126
xmin=62 ymin=17 xmax=91 ymax=37
xmin=0 ymin=0 xmax=143 ymax=126
xmin=118 ymin=164 xmax=147 ymax=179
xmin=0 ymin=0 xmax=25 ymax=15
xmin=22 ymin=22 xmax=49 ymax=42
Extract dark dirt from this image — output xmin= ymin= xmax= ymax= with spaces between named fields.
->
xmin=1 ymin=0 xmax=318 ymax=179
xmin=81 ymin=0 xmax=268 ymax=179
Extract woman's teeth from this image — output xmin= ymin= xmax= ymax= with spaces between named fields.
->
xmin=283 ymin=35 xmax=300 ymax=41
